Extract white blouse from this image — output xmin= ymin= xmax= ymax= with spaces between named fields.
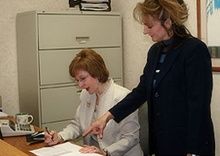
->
xmin=59 ymin=79 xmax=143 ymax=156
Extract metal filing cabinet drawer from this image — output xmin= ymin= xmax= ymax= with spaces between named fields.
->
xmin=38 ymin=14 xmax=121 ymax=49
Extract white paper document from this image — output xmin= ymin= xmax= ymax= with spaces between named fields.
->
xmin=30 ymin=142 xmax=101 ymax=156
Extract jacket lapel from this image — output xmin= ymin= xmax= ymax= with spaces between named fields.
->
xmin=84 ymin=95 xmax=97 ymax=126
xmin=147 ymin=44 xmax=162 ymax=95
xmin=154 ymin=47 xmax=181 ymax=89
xmin=154 ymin=36 xmax=186 ymax=89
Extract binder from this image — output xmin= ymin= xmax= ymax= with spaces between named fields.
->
xmin=69 ymin=0 xmax=111 ymax=11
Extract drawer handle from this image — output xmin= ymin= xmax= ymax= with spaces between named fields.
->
xmin=76 ymin=36 xmax=90 ymax=44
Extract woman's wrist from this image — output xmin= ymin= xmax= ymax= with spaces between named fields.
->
xmin=57 ymin=134 xmax=64 ymax=143
xmin=105 ymin=111 xmax=114 ymax=122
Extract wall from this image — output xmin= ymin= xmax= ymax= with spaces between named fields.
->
xmin=0 ymin=0 xmax=219 ymax=155
xmin=212 ymin=73 xmax=220 ymax=155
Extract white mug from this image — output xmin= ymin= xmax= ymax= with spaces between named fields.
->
xmin=15 ymin=113 xmax=33 ymax=125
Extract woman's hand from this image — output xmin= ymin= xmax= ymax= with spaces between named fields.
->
xmin=79 ymin=145 xmax=106 ymax=155
xmin=44 ymin=130 xmax=62 ymax=146
xmin=83 ymin=111 xmax=113 ymax=139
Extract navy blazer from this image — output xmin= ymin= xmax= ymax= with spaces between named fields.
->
xmin=110 ymin=37 xmax=215 ymax=155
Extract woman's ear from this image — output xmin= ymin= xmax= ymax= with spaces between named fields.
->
xmin=164 ymin=18 xmax=172 ymax=29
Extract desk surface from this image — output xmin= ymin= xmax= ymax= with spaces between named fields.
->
xmin=1 ymin=117 xmax=83 ymax=156
xmin=3 ymin=134 xmax=46 ymax=156
xmin=0 ymin=139 xmax=29 ymax=156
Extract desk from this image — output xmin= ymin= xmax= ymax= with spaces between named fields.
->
xmin=3 ymin=134 xmax=46 ymax=156
xmin=0 ymin=139 xmax=29 ymax=156
xmin=1 ymin=117 xmax=84 ymax=156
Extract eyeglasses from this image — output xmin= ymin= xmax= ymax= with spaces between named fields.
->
xmin=75 ymin=74 xmax=89 ymax=84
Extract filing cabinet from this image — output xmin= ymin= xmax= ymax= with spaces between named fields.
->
xmin=16 ymin=11 xmax=123 ymax=131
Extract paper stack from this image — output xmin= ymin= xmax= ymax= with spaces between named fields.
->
xmin=30 ymin=142 xmax=102 ymax=156
xmin=80 ymin=0 xmax=111 ymax=11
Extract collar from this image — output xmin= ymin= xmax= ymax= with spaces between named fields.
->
xmin=162 ymin=37 xmax=174 ymax=47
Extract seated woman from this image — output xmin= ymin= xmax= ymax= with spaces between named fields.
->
xmin=44 ymin=48 xmax=143 ymax=156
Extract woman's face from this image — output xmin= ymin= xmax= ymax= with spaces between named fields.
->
xmin=74 ymin=69 xmax=99 ymax=94
xmin=143 ymin=15 xmax=171 ymax=42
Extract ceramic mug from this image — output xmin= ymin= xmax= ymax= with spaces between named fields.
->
xmin=15 ymin=113 xmax=33 ymax=125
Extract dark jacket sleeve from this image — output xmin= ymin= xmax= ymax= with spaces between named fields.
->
xmin=109 ymin=44 xmax=159 ymax=123
xmin=183 ymin=40 xmax=214 ymax=153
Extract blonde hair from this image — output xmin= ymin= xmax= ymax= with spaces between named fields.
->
xmin=133 ymin=0 xmax=191 ymax=37
xmin=69 ymin=48 xmax=109 ymax=83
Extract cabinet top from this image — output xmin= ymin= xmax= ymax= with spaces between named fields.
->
xmin=17 ymin=10 xmax=121 ymax=17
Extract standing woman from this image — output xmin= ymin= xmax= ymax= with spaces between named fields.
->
xmin=83 ymin=0 xmax=215 ymax=155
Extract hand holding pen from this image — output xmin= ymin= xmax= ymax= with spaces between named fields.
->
xmin=44 ymin=127 xmax=61 ymax=146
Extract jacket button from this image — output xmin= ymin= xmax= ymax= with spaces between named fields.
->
xmin=154 ymin=92 xmax=159 ymax=97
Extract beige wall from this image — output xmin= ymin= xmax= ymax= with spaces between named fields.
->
xmin=0 ymin=0 xmax=219 ymax=155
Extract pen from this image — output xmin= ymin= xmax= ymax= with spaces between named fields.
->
xmin=45 ymin=127 xmax=50 ymax=135
xmin=45 ymin=127 xmax=54 ymax=142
